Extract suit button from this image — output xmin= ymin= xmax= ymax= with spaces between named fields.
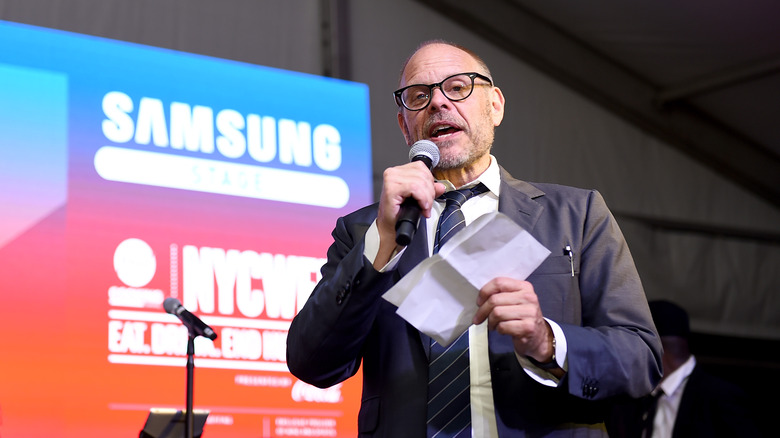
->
xmin=335 ymin=281 xmax=351 ymax=305
xmin=581 ymin=378 xmax=599 ymax=398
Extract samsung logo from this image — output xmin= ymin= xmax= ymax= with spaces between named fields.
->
xmin=101 ymin=91 xmax=342 ymax=171
xmin=96 ymin=91 xmax=350 ymax=208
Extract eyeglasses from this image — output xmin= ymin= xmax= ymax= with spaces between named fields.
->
xmin=393 ymin=72 xmax=493 ymax=111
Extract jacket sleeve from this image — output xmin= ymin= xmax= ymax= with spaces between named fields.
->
xmin=559 ymin=189 xmax=663 ymax=400
xmin=285 ymin=207 xmax=396 ymax=388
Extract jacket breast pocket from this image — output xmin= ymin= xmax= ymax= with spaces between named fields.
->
xmin=533 ymin=254 xmax=575 ymax=276
xmin=527 ymin=255 xmax=580 ymax=324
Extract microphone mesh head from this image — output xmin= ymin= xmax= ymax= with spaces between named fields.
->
xmin=409 ymin=140 xmax=440 ymax=168
xmin=163 ymin=297 xmax=180 ymax=314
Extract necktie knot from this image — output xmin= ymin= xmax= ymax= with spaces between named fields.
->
xmin=437 ymin=183 xmax=488 ymax=206
xmin=433 ymin=183 xmax=488 ymax=254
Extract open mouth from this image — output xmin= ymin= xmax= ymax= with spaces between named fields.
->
xmin=430 ymin=123 xmax=461 ymax=139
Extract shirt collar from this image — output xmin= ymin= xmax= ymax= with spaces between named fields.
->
xmin=437 ymin=154 xmax=501 ymax=197
xmin=658 ymin=355 xmax=696 ymax=397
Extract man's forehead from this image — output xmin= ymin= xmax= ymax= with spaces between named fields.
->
xmin=401 ymin=44 xmax=478 ymax=85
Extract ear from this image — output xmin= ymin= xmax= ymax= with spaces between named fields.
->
xmin=490 ymin=87 xmax=506 ymax=127
xmin=397 ymin=110 xmax=412 ymax=145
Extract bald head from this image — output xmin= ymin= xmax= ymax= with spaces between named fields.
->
xmin=398 ymin=40 xmax=492 ymax=88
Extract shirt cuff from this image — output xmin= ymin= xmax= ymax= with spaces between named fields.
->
xmin=363 ymin=220 xmax=404 ymax=272
xmin=516 ymin=318 xmax=568 ymax=386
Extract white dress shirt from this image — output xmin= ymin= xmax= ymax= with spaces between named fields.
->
xmin=364 ymin=156 xmax=568 ymax=438
xmin=651 ymin=355 xmax=696 ymax=438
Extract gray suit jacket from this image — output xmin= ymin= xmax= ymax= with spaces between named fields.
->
xmin=287 ymin=166 xmax=662 ymax=437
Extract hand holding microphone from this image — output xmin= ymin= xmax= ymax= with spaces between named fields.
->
xmin=395 ymin=140 xmax=440 ymax=246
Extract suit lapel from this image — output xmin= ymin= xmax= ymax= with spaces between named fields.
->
xmin=497 ymin=166 xmax=545 ymax=233
xmin=396 ymin=216 xmax=430 ymax=277
xmin=393 ymin=217 xmax=434 ymax=357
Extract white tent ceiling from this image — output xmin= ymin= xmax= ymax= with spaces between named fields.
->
xmin=417 ymin=0 xmax=780 ymax=207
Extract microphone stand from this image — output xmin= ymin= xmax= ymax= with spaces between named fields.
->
xmin=185 ymin=333 xmax=195 ymax=438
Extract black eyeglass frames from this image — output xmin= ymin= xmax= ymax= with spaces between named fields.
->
xmin=392 ymin=72 xmax=493 ymax=111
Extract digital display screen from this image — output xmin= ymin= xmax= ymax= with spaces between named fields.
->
xmin=0 ymin=20 xmax=370 ymax=437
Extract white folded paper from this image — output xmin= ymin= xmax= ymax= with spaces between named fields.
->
xmin=382 ymin=211 xmax=550 ymax=346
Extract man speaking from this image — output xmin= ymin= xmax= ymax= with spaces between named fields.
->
xmin=287 ymin=40 xmax=662 ymax=437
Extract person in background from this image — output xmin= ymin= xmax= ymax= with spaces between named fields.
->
xmin=608 ymin=299 xmax=763 ymax=438
xmin=286 ymin=39 xmax=662 ymax=437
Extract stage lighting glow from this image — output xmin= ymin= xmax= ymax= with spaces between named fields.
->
xmin=0 ymin=19 xmax=370 ymax=438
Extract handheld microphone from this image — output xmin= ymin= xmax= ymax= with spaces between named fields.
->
xmin=163 ymin=297 xmax=218 ymax=340
xmin=395 ymin=140 xmax=440 ymax=246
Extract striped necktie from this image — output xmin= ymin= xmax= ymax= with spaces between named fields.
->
xmin=432 ymin=183 xmax=488 ymax=254
xmin=426 ymin=183 xmax=487 ymax=438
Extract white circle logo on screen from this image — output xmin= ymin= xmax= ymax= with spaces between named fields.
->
xmin=114 ymin=238 xmax=157 ymax=288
